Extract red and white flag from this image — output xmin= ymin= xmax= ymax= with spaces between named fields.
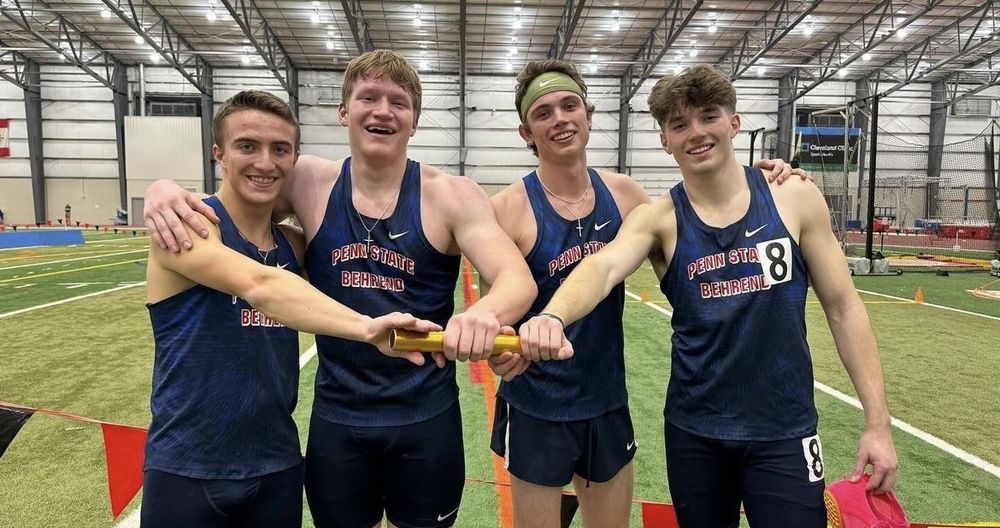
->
xmin=0 ymin=119 xmax=9 ymax=157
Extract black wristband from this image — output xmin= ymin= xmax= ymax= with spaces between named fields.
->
xmin=539 ymin=312 xmax=564 ymax=327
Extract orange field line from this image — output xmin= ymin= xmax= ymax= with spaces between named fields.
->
xmin=462 ymin=258 xmax=514 ymax=528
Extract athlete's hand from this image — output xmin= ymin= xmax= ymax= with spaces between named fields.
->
xmin=756 ymin=158 xmax=813 ymax=184
xmin=517 ymin=315 xmax=573 ymax=362
xmin=487 ymin=326 xmax=530 ymax=381
xmin=442 ymin=307 xmax=501 ymax=362
xmin=365 ymin=312 xmax=443 ymax=366
xmin=144 ymin=179 xmax=218 ymax=252
xmin=850 ymin=424 xmax=898 ymax=493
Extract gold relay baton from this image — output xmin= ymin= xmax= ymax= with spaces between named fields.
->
xmin=390 ymin=330 xmax=522 ymax=356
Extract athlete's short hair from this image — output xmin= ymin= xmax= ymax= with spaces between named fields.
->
xmin=515 ymin=59 xmax=596 ymax=156
xmin=342 ymin=49 xmax=423 ymax=125
xmin=213 ymin=90 xmax=299 ymax=150
xmin=648 ymin=64 xmax=737 ymax=129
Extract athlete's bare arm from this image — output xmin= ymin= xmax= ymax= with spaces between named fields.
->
xmin=143 ymin=154 xmax=339 ymax=251
xmin=518 ymin=200 xmax=671 ymax=361
xmin=773 ymin=178 xmax=898 ymax=493
xmin=438 ymin=174 xmax=536 ymax=362
xmin=480 ymin=182 xmax=537 ymax=380
xmin=146 ymin=213 xmax=440 ymax=364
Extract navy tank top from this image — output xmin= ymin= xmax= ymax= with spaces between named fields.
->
xmin=146 ymin=195 xmax=301 ymax=478
xmin=304 ymin=158 xmax=461 ymax=427
xmin=661 ymin=166 xmax=816 ymax=440
xmin=499 ymin=169 xmax=627 ymax=421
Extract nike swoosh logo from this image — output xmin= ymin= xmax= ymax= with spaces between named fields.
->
xmin=594 ymin=220 xmax=612 ymax=231
xmin=744 ymin=224 xmax=767 ymax=238
xmin=626 ymin=440 xmax=637 ymax=451
xmin=437 ymin=505 xmax=460 ymax=521
xmin=277 ymin=262 xmax=289 ymax=270
xmin=538 ymin=78 xmax=557 ymax=88
xmin=388 ymin=231 xmax=409 ymax=240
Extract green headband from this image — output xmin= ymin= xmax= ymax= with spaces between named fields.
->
xmin=518 ymin=72 xmax=586 ymax=124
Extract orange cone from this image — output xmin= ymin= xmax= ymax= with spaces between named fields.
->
xmin=914 ymin=287 xmax=924 ymax=304
xmin=640 ymin=289 xmax=650 ymax=303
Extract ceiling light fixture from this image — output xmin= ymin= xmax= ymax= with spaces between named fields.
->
xmin=709 ymin=22 xmax=718 ymax=33
xmin=413 ymin=4 xmax=422 ymax=27
xmin=326 ymin=40 xmax=335 ymax=50
xmin=862 ymin=52 xmax=871 ymax=61
xmin=100 ymin=8 xmax=111 ymax=18
xmin=133 ymin=35 xmax=144 ymax=45
xmin=612 ymin=11 xmax=621 ymax=32
xmin=513 ymin=7 xmax=521 ymax=29
xmin=505 ymin=58 xmax=513 ymax=72
xmin=206 ymin=8 xmax=217 ymax=21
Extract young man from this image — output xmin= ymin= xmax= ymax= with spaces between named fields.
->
xmin=517 ymin=64 xmax=898 ymax=527
xmin=143 ymin=90 xmax=439 ymax=528
xmin=143 ymin=51 xmax=535 ymax=528
xmin=485 ymin=60 xmax=803 ymax=528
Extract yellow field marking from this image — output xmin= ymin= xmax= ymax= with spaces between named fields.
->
xmin=0 ymin=247 xmax=149 ymax=265
xmin=0 ymin=258 xmax=147 ymax=283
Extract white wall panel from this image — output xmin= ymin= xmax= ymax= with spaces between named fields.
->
xmin=0 ymin=178 xmax=34 ymax=224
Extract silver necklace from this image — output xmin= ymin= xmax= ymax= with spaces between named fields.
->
xmin=538 ymin=173 xmax=592 ymax=238
xmin=236 ymin=225 xmax=275 ymax=262
xmin=354 ymin=186 xmax=401 ymax=245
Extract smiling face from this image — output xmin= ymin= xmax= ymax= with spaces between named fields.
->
xmin=518 ymin=91 xmax=591 ymax=161
xmin=659 ymin=104 xmax=741 ymax=177
xmin=214 ymin=109 xmax=298 ymax=206
xmin=339 ymin=75 xmax=416 ymax=162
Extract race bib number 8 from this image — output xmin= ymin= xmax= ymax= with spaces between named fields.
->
xmin=801 ymin=434 xmax=825 ymax=482
xmin=756 ymin=237 xmax=792 ymax=286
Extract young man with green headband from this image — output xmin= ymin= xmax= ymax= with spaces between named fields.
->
xmin=485 ymin=60 xmax=806 ymax=527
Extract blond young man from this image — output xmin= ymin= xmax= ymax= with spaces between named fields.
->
xmin=143 ymin=91 xmax=439 ymax=528
xmin=518 ymin=65 xmax=898 ymax=528
xmin=144 ymin=51 xmax=535 ymax=528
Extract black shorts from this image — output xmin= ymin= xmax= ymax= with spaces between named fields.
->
xmin=304 ymin=400 xmax=465 ymax=528
xmin=664 ymin=421 xmax=827 ymax=528
xmin=490 ymin=397 xmax=636 ymax=487
xmin=140 ymin=463 xmax=304 ymax=528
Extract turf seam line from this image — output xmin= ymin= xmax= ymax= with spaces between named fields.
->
xmin=625 ymin=287 xmax=1000 ymax=481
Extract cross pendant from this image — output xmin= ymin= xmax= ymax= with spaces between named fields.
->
xmin=364 ymin=235 xmax=374 ymax=244
xmin=576 ymin=223 xmax=583 ymax=237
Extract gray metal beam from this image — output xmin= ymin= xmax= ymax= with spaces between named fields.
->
xmin=776 ymin=71 xmax=796 ymax=162
xmin=547 ymin=0 xmax=586 ymax=60
xmin=2 ymin=0 xmax=126 ymax=94
xmin=219 ymin=0 xmax=297 ymax=96
xmin=112 ymin=64 xmax=128 ymax=210
xmin=100 ymin=0 xmax=212 ymax=94
xmin=622 ymin=0 xmax=703 ymax=101
xmin=791 ymin=0 xmax=944 ymax=104
xmin=458 ymin=0 xmax=467 ymax=176
xmin=716 ymin=0 xmax=819 ymax=80
xmin=0 ymin=38 xmax=32 ymax=89
xmin=339 ymin=0 xmax=375 ymax=54
xmin=875 ymin=2 xmax=1000 ymax=99
xmin=618 ymin=73 xmax=630 ymax=174
xmin=853 ymin=78 xmax=870 ymax=222
xmin=201 ymin=65 xmax=216 ymax=194
xmin=926 ymin=80 xmax=947 ymax=217
xmin=24 ymin=62 xmax=45 ymax=223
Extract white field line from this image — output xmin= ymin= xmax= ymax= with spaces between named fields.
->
xmin=856 ymin=288 xmax=1000 ymax=322
xmin=625 ymin=288 xmax=1000 ymax=480
xmin=814 ymin=381 xmax=1000 ymax=479
xmin=114 ymin=344 xmax=319 ymax=527
xmin=0 ymin=249 xmax=149 ymax=271
xmin=0 ymin=282 xmax=146 ymax=319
